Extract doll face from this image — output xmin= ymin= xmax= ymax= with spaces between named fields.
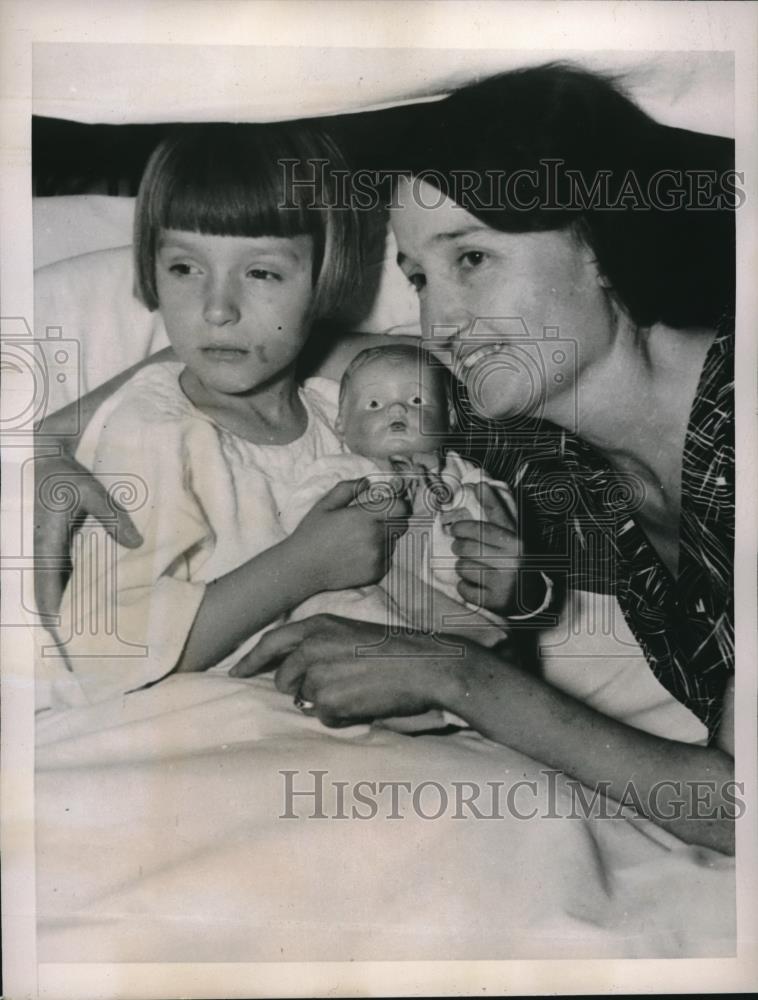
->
xmin=337 ymin=356 xmax=450 ymax=461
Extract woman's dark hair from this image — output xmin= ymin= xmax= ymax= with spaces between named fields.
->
xmin=134 ymin=122 xmax=363 ymax=318
xmin=398 ymin=63 xmax=735 ymax=329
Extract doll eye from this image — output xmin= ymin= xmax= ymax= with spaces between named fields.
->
xmin=409 ymin=395 xmax=424 ymax=406
xmin=367 ymin=399 xmax=382 ymax=410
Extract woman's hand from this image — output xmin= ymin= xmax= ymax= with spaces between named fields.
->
xmin=34 ymin=447 xmax=143 ymax=619
xmin=450 ymin=482 xmax=519 ymax=614
xmin=229 ymin=611 xmax=736 ymax=853
xmin=290 ymin=478 xmax=410 ymax=592
xmin=229 ymin=613 xmax=479 ymax=726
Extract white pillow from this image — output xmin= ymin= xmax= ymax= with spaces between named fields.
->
xmin=539 ymin=592 xmax=708 ymax=745
xmin=33 ymin=195 xmax=138 ymax=270
xmin=34 ymin=246 xmax=169 ymax=412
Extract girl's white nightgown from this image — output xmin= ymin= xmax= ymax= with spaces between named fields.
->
xmin=53 ymin=362 xmax=345 ymax=705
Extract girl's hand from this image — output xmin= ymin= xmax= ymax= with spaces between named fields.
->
xmin=34 ymin=448 xmax=143 ymax=620
xmin=290 ymin=478 xmax=410 ymax=592
xmin=450 ymin=482 xmax=519 ymax=614
xmin=229 ymin=613 xmax=479 ymax=725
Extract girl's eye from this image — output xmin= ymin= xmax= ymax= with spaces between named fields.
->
xmin=247 ymin=268 xmax=281 ymax=281
xmin=459 ymin=250 xmax=487 ymax=269
xmin=367 ymin=400 xmax=382 ymax=410
xmin=407 ymin=272 xmax=426 ymax=293
xmin=168 ymin=262 xmax=199 ymax=276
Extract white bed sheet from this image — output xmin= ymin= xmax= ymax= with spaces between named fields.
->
xmin=35 ymin=670 xmax=733 ymax=963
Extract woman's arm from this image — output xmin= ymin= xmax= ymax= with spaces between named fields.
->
xmin=304 ymin=331 xmax=422 ymax=381
xmin=438 ymin=641 xmax=736 ymax=854
xmin=450 ymin=481 xmax=552 ymax=619
xmin=34 ymin=347 xmax=176 ymax=619
xmin=231 ymin=616 xmax=737 ymax=855
xmin=35 ymin=346 xmax=176 ymax=443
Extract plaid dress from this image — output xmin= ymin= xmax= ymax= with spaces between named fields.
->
xmin=458 ymin=320 xmax=734 ymax=742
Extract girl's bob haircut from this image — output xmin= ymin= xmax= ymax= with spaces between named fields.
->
xmin=134 ymin=122 xmax=363 ymax=318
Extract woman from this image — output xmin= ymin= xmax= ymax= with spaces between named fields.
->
xmin=35 ymin=65 xmax=736 ymax=853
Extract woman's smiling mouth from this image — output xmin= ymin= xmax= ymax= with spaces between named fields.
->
xmin=454 ymin=343 xmax=511 ymax=380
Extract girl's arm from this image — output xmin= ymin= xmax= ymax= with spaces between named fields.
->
xmin=59 ymin=467 xmax=408 ymax=703
xmin=175 ymin=479 xmax=403 ymax=673
xmin=232 ymin=616 xmax=737 ymax=855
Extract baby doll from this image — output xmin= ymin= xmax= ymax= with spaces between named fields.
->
xmin=283 ymin=343 xmax=531 ymax=647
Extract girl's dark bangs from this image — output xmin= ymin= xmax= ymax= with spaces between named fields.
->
xmin=151 ymin=125 xmax=326 ymax=240
xmin=157 ymin=168 xmax=316 ymax=240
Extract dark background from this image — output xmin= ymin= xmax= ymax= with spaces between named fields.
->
xmin=31 ymin=104 xmax=427 ymax=196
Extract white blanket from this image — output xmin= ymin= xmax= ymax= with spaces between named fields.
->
xmin=36 ymin=669 xmax=733 ymax=963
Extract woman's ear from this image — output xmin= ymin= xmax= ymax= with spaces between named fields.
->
xmin=572 ymin=222 xmax=611 ymax=289
xmin=583 ymin=248 xmax=612 ymax=288
xmin=447 ymin=400 xmax=457 ymax=430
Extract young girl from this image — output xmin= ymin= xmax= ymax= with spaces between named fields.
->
xmin=52 ymin=123 xmax=404 ymax=705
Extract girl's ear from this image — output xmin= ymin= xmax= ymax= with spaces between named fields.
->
xmin=334 ymin=412 xmax=345 ymax=439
